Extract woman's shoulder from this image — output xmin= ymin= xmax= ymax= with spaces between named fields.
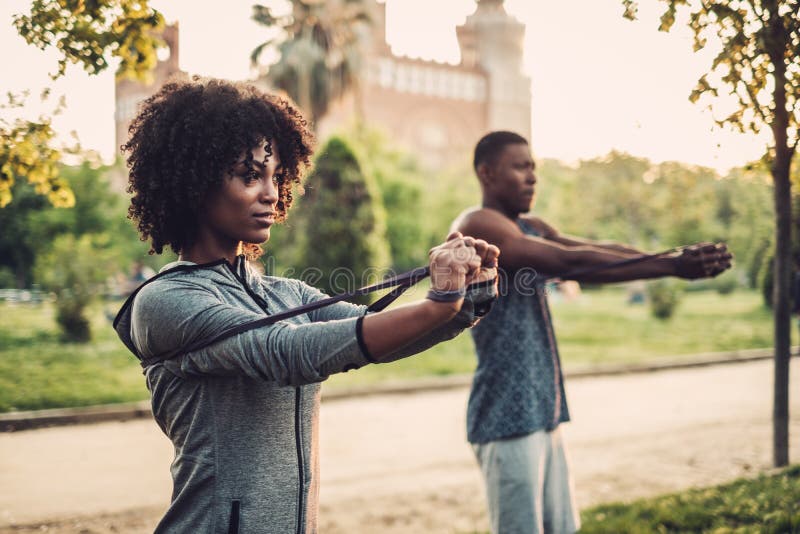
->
xmin=133 ymin=269 xmax=222 ymax=311
xmin=257 ymin=275 xmax=328 ymax=303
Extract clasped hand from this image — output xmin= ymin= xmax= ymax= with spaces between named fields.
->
xmin=675 ymin=242 xmax=733 ymax=279
xmin=428 ymin=232 xmax=500 ymax=292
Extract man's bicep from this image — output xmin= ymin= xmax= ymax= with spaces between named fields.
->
xmin=459 ymin=215 xmax=568 ymax=273
xmin=500 ymin=234 xmax=572 ymax=274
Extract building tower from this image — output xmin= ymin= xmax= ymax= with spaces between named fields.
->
xmin=457 ymin=0 xmax=531 ymax=141
xmin=114 ymin=24 xmax=182 ymax=156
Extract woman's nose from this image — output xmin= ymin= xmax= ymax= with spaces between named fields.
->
xmin=260 ymin=175 xmax=279 ymax=204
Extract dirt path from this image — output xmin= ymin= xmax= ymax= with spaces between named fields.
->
xmin=1 ymin=359 xmax=798 ymax=533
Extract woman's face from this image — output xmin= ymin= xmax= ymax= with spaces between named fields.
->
xmin=199 ymin=140 xmax=282 ymax=250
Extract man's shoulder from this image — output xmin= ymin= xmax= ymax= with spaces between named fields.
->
xmin=452 ymin=207 xmax=518 ymax=237
xmin=450 ymin=206 xmax=482 ymax=230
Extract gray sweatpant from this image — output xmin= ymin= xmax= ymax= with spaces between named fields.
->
xmin=473 ymin=427 xmax=580 ymax=534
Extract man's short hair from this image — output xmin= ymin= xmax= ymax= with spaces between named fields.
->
xmin=473 ymin=131 xmax=528 ymax=171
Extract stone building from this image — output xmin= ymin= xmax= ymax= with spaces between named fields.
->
xmin=113 ymin=0 xmax=531 ymax=170
xmin=318 ymin=0 xmax=531 ymax=168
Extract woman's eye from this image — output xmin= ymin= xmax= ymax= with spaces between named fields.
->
xmin=244 ymin=169 xmax=260 ymax=183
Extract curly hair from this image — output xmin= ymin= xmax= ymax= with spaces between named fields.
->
xmin=123 ymin=76 xmax=314 ymax=259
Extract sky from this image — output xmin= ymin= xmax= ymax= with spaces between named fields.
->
xmin=0 ymin=0 xmax=771 ymax=173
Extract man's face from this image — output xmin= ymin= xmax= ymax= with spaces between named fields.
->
xmin=484 ymin=143 xmax=537 ymax=216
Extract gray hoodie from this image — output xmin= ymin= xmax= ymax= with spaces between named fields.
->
xmin=114 ymin=256 xmax=494 ymax=534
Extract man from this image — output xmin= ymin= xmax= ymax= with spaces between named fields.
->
xmin=451 ymin=131 xmax=732 ymax=534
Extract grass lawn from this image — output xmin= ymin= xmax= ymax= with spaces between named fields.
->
xmin=579 ymin=464 xmax=800 ymax=533
xmin=0 ymin=288 xmax=791 ymax=412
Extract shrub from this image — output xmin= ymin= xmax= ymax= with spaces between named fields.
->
xmin=647 ymin=279 xmax=684 ymax=320
xmin=294 ymin=136 xmax=391 ymax=304
xmin=34 ymin=234 xmax=115 ymax=341
xmin=0 ymin=266 xmax=16 ymax=288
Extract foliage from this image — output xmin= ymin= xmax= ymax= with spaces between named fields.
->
xmin=34 ymin=233 xmax=115 ymax=341
xmin=647 ymin=279 xmax=684 ymax=320
xmin=713 ymin=271 xmax=738 ymax=295
xmin=1 ymin=289 xmax=784 ymax=411
xmin=580 ymin=464 xmax=800 ymax=533
xmin=13 ymin=0 xmax=164 ymax=81
xmin=4 ymin=0 xmax=164 ymax=207
xmin=623 ymin=0 xmax=800 ymax=467
xmin=534 ymin=153 xmax=774 ymax=289
xmin=720 ymin=165 xmax=775 ymax=288
xmin=294 ymin=136 xmax=390 ymax=303
xmin=251 ymin=0 xmax=373 ymax=125
xmin=346 ymin=127 xmax=432 ymax=271
xmin=0 ymin=267 xmax=15 ymax=288
xmin=622 ymin=0 xmax=799 ymax=147
xmin=0 ymin=160 xmax=149 ymax=288
xmin=266 ymin=127 xmax=476 ymax=275
xmin=0 ymin=91 xmax=74 ymax=209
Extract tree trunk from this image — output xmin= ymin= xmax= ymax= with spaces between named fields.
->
xmin=766 ymin=0 xmax=793 ymax=468
xmin=772 ymin=156 xmax=792 ymax=468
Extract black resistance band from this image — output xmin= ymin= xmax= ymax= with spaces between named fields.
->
xmin=137 ymin=248 xmax=683 ymax=367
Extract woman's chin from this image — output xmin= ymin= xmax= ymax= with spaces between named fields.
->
xmin=247 ymin=229 xmax=271 ymax=244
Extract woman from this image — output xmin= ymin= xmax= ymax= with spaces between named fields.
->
xmin=113 ymin=76 xmax=498 ymax=534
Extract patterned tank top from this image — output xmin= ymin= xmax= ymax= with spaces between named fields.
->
xmin=467 ymin=218 xmax=570 ymax=443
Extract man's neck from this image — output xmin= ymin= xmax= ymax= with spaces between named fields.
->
xmin=481 ymin=199 xmax=519 ymax=220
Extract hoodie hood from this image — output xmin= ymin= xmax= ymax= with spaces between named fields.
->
xmin=113 ymin=256 xmax=251 ymax=362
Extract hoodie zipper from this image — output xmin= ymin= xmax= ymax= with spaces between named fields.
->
xmin=231 ymin=257 xmax=305 ymax=533
xmin=225 ymin=256 xmax=305 ymax=534
xmin=294 ymin=387 xmax=306 ymax=533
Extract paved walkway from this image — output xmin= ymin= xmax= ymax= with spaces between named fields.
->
xmin=1 ymin=359 xmax=798 ymax=533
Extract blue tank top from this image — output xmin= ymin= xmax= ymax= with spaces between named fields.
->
xmin=467 ymin=218 xmax=570 ymax=443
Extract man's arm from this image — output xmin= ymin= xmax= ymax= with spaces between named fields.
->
xmin=453 ymin=208 xmax=731 ymax=283
xmin=520 ymin=215 xmax=644 ymax=255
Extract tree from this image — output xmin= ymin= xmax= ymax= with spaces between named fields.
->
xmin=250 ymin=0 xmax=372 ymax=127
xmin=34 ymin=233 xmax=115 ymax=342
xmin=2 ymin=0 xmax=163 ymax=207
xmin=623 ymin=0 xmax=799 ymax=466
xmin=295 ymin=136 xmax=390 ymax=304
xmin=0 ymin=160 xmax=155 ymax=288
xmin=346 ymin=127 xmax=429 ymax=272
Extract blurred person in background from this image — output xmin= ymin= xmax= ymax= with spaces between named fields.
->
xmin=451 ymin=130 xmax=732 ymax=534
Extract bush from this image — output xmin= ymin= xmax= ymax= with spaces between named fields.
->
xmin=714 ymin=272 xmax=738 ymax=295
xmin=34 ymin=234 xmax=115 ymax=342
xmin=0 ymin=266 xmax=16 ymax=288
xmin=646 ymin=279 xmax=684 ymax=320
xmin=295 ymin=136 xmax=390 ymax=303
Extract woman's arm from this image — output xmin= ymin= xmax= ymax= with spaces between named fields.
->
xmin=375 ymin=281 xmax=496 ymax=363
xmin=361 ymin=233 xmax=498 ymax=359
xmin=131 ymin=235 xmax=498 ymax=385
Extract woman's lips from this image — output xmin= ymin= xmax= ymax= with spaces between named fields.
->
xmin=253 ymin=212 xmax=275 ymax=225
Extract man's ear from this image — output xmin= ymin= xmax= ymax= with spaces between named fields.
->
xmin=476 ymin=162 xmax=492 ymax=187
